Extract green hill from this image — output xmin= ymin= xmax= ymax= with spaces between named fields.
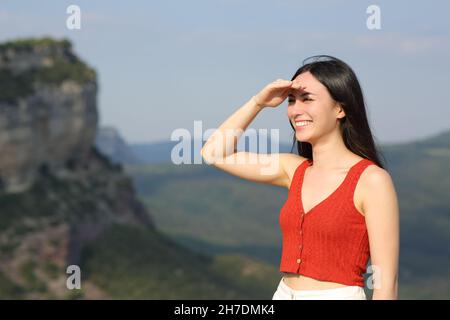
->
xmin=81 ymin=224 xmax=280 ymax=299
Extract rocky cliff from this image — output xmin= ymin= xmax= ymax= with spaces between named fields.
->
xmin=0 ymin=38 xmax=154 ymax=299
xmin=0 ymin=38 xmax=97 ymax=192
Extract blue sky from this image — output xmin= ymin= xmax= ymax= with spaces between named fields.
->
xmin=1 ymin=0 xmax=449 ymax=145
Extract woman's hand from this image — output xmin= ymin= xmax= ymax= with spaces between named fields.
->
xmin=253 ymin=78 xmax=305 ymax=109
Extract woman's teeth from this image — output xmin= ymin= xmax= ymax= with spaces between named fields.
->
xmin=295 ymin=121 xmax=313 ymax=127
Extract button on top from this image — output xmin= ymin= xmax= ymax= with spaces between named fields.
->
xmin=296 ymin=258 xmax=302 ymax=263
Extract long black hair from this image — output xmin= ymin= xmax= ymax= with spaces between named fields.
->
xmin=289 ymin=55 xmax=386 ymax=169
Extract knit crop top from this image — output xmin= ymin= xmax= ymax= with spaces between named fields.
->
xmin=278 ymin=157 xmax=376 ymax=287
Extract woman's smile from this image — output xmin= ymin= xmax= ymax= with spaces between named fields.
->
xmin=295 ymin=120 xmax=313 ymax=130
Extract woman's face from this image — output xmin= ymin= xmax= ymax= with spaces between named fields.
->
xmin=287 ymin=71 xmax=345 ymax=143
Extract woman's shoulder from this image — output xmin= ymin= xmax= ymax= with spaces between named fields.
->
xmin=360 ymin=163 xmax=392 ymax=185
xmin=278 ymin=153 xmax=309 ymax=188
xmin=356 ymin=160 xmax=397 ymax=219
xmin=358 ymin=160 xmax=394 ymax=200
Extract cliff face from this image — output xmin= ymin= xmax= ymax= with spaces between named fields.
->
xmin=0 ymin=38 xmax=154 ymax=299
xmin=0 ymin=38 xmax=98 ymax=192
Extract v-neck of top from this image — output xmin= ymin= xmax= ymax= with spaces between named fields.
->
xmin=299 ymin=158 xmax=367 ymax=216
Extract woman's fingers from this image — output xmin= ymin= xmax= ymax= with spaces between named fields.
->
xmin=291 ymin=79 xmax=303 ymax=89
xmin=271 ymin=79 xmax=292 ymax=87
xmin=291 ymin=83 xmax=306 ymax=91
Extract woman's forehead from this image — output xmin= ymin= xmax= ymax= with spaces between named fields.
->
xmin=294 ymin=71 xmax=317 ymax=85
xmin=293 ymin=72 xmax=325 ymax=93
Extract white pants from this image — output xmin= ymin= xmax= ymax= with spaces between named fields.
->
xmin=272 ymin=277 xmax=367 ymax=300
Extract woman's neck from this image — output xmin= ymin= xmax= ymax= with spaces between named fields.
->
xmin=309 ymin=133 xmax=358 ymax=170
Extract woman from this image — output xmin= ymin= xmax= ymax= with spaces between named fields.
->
xmin=200 ymin=55 xmax=399 ymax=300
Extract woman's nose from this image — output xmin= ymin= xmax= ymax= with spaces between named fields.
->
xmin=288 ymin=100 xmax=307 ymax=113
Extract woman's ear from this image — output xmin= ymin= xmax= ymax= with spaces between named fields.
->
xmin=335 ymin=103 xmax=346 ymax=119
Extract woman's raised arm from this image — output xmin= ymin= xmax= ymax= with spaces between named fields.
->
xmin=200 ymin=79 xmax=305 ymax=188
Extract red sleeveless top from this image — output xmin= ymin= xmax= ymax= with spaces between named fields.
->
xmin=278 ymin=157 xmax=376 ymax=287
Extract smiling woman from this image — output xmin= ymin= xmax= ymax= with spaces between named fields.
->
xmin=201 ymin=55 xmax=399 ymax=300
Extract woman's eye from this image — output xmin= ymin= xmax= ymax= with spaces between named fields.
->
xmin=288 ymin=97 xmax=313 ymax=103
